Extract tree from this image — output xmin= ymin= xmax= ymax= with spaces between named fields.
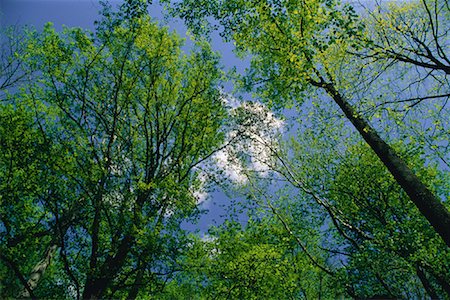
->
xmin=0 ymin=3 xmax=229 ymax=298
xmin=325 ymin=143 xmax=450 ymax=298
xmin=204 ymin=81 xmax=450 ymax=297
xmin=238 ymin=93 xmax=450 ymax=297
xmin=230 ymin=130 xmax=450 ymax=297
xmin=280 ymin=139 xmax=450 ymax=298
xmin=161 ymin=219 xmax=343 ymax=299
xmin=163 ymin=0 xmax=450 ymax=246
xmin=0 ymin=25 xmax=32 ymax=98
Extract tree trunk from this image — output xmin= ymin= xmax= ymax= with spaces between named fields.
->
xmin=82 ymin=192 xmax=152 ymax=299
xmin=316 ymin=81 xmax=450 ymax=247
xmin=18 ymin=244 xmax=58 ymax=298
xmin=127 ymin=268 xmax=144 ymax=299
xmin=82 ymin=235 xmax=133 ymax=299
xmin=416 ymin=265 xmax=439 ymax=299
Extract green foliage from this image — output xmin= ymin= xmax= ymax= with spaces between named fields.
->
xmin=163 ymin=0 xmax=363 ymax=108
xmin=217 ymin=131 xmax=450 ymax=298
xmin=265 ymin=110 xmax=450 ymax=298
xmin=325 ymin=142 xmax=449 ymax=298
xmin=2 ymin=0 xmax=450 ymax=298
xmin=162 ymin=220 xmax=343 ymax=299
xmin=162 ymin=1 xmax=450 ymax=294
xmin=0 ymin=5 xmax=227 ymax=298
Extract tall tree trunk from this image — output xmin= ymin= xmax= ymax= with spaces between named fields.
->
xmin=313 ymin=80 xmax=450 ymax=247
xmin=127 ymin=267 xmax=144 ymax=299
xmin=18 ymin=244 xmax=58 ymax=298
xmin=82 ymin=235 xmax=133 ymax=299
xmin=82 ymin=192 xmax=152 ymax=299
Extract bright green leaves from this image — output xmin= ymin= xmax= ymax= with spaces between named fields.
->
xmin=329 ymin=143 xmax=449 ymax=297
xmin=283 ymin=128 xmax=450 ymax=297
xmin=1 ymin=7 xmax=229 ymax=298
xmin=0 ymin=104 xmax=56 ymax=297
xmin=363 ymin=0 xmax=449 ymax=65
xmin=2 ymin=0 xmax=449 ymax=297
xmin=25 ymin=23 xmax=75 ymax=81
xmin=164 ymin=0 xmax=364 ymax=108
xmin=164 ymin=220 xmax=320 ymax=299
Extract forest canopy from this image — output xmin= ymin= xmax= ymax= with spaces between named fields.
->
xmin=1 ymin=0 xmax=449 ymax=299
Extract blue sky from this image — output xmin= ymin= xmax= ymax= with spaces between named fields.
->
xmin=1 ymin=0 xmax=246 ymax=93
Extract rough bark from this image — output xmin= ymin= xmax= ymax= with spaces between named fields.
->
xmin=313 ymin=80 xmax=450 ymax=247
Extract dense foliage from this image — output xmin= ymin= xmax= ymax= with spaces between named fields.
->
xmin=1 ymin=0 xmax=449 ymax=298
xmin=1 ymin=3 xmax=227 ymax=299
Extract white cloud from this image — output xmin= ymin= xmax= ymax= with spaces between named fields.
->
xmin=213 ymin=97 xmax=284 ymax=184
xmin=220 ymin=93 xmax=241 ymax=109
xmin=214 ymin=149 xmax=249 ymax=183
xmin=191 ymin=170 xmax=209 ymax=205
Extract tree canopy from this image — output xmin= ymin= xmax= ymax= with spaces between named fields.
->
xmin=1 ymin=3 xmax=228 ymax=298
xmin=1 ymin=0 xmax=449 ymax=298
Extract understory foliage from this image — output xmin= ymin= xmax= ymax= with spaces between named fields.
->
xmin=1 ymin=0 xmax=450 ymax=299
